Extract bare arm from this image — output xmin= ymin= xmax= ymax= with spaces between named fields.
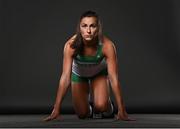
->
xmin=53 ymin=41 xmax=74 ymax=110
xmin=44 ymin=36 xmax=75 ymax=121
xmin=103 ymin=37 xmax=131 ymax=120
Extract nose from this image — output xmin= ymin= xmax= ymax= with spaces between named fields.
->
xmin=87 ymin=27 xmax=91 ymax=33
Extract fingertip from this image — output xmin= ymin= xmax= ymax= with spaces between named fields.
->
xmin=43 ymin=119 xmax=49 ymax=122
xmin=127 ymin=118 xmax=136 ymax=121
xmin=42 ymin=119 xmax=47 ymax=122
xmin=43 ymin=117 xmax=52 ymax=122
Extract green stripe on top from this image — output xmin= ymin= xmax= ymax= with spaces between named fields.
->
xmin=74 ymin=43 xmax=104 ymax=63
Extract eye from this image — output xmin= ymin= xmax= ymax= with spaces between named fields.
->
xmin=81 ymin=24 xmax=87 ymax=27
xmin=90 ymin=24 xmax=97 ymax=28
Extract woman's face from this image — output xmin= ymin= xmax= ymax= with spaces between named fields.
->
xmin=80 ymin=16 xmax=98 ymax=42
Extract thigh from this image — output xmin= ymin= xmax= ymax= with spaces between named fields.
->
xmin=71 ymin=81 xmax=90 ymax=116
xmin=91 ymin=75 xmax=110 ymax=109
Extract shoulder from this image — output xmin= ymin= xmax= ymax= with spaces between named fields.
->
xmin=63 ymin=34 xmax=76 ymax=56
xmin=102 ymin=36 xmax=117 ymax=57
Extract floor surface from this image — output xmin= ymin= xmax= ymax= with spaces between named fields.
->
xmin=0 ymin=114 xmax=180 ymax=128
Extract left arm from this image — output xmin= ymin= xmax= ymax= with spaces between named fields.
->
xmin=103 ymin=37 xmax=130 ymax=120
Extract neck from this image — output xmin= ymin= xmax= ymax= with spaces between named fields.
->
xmin=83 ymin=38 xmax=98 ymax=48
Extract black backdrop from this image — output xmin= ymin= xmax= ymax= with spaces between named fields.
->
xmin=1 ymin=0 xmax=180 ymax=114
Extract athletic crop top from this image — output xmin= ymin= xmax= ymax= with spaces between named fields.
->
xmin=72 ymin=42 xmax=107 ymax=77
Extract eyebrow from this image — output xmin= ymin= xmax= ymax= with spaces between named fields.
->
xmin=80 ymin=23 xmax=97 ymax=26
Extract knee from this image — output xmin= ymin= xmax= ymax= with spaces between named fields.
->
xmin=94 ymin=102 xmax=108 ymax=113
xmin=78 ymin=114 xmax=87 ymax=119
xmin=77 ymin=111 xmax=89 ymax=119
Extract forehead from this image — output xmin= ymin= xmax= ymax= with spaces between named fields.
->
xmin=80 ymin=17 xmax=97 ymax=24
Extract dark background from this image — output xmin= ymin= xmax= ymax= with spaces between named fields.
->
xmin=1 ymin=0 xmax=180 ymax=114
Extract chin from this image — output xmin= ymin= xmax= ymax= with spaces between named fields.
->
xmin=84 ymin=37 xmax=93 ymax=41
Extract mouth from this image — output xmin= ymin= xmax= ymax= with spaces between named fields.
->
xmin=84 ymin=35 xmax=92 ymax=38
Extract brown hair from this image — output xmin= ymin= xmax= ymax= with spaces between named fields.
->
xmin=71 ymin=10 xmax=103 ymax=56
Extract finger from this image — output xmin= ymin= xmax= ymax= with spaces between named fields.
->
xmin=115 ymin=115 xmax=118 ymax=120
xmin=43 ymin=116 xmax=52 ymax=122
xmin=115 ymin=115 xmax=134 ymax=121
xmin=55 ymin=116 xmax=62 ymax=121
xmin=122 ymin=117 xmax=136 ymax=121
xmin=127 ymin=117 xmax=136 ymax=121
xmin=115 ymin=115 xmax=121 ymax=120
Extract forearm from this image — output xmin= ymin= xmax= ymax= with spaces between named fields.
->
xmin=112 ymin=84 xmax=126 ymax=112
xmin=54 ymin=75 xmax=70 ymax=110
xmin=109 ymin=76 xmax=126 ymax=112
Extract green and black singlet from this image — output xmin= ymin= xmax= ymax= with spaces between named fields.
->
xmin=71 ymin=41 xmax=108 ymax=83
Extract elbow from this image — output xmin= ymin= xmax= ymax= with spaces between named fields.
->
xmin=59 ymin=74 xmax=71 ymax=88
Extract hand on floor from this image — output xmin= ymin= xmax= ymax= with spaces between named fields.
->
xmin=115 ymin=111 xmax=136 ymax=121
xmin=43 ymin=109 xmax=62 ymax=122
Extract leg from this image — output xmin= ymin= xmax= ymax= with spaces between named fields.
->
xmin=91 ymin=75 xmax=111 ymax=113
xmin=71 ymin=81 xmax=91 ymax=119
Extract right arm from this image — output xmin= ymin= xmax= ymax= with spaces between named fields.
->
xmin=44 ymin=36 xmax=75 ymax=121
xmin=54 ymin=41 xmax=74 ymax=110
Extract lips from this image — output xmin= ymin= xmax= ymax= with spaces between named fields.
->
xmin=84 ymin=35 xmax=92 ymax=38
